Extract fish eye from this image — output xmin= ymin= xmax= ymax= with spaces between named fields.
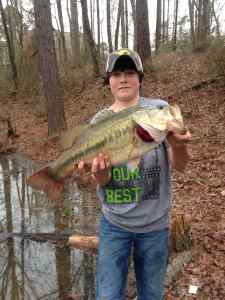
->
xmin=158 ymin=105 xmax=164 ymax=110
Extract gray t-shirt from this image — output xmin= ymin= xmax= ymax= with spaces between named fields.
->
xmin=91 ymin=97 xmax=172 ymax=233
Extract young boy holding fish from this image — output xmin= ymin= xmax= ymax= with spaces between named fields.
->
xmin=80 ymin=49 xmax=192 ymax=300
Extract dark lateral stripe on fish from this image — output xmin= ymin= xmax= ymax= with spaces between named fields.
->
xmin=51 ymin=138 xmax=107 ymax=174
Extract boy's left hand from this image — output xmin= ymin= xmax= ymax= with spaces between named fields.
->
xmin=167 ymin=129 xmax=192 ymax=148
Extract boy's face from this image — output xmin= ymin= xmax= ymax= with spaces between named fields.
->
xmin=109 ymin=69 xmax=140 ymax=103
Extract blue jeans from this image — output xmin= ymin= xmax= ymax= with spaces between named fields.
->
xmin=96 ymin=215 xmax=169 ymax=300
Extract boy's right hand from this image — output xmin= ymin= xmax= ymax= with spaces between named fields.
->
xmin=78 ymin=153 xmax=111 ymax=186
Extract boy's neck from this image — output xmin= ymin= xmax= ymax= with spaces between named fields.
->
xmin=110 ymin=96 xmax=140 ymax=112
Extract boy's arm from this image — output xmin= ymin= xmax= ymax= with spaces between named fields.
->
xmin=167 ymin=130 xmax=191 ymax=172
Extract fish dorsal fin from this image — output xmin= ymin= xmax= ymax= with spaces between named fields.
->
xmin=60 ymin=124 xmax=88 ymax=150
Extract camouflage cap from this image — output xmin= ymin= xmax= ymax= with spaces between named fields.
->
xmin=106 ymin=48 xmax=144 ymax=73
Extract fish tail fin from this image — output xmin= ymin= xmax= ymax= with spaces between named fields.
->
xmin=27 ymin=166 xmax=65 ymax=201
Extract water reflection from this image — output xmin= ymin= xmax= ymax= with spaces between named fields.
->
xmin=0 ymin=154 xmax=99 ymax=299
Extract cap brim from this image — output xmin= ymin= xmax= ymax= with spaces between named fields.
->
xmin=107 ymin=55 xmax=138 ymax=73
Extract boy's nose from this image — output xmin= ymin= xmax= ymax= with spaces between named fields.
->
xmin=120 ymin=73 xmax=127 ymax=82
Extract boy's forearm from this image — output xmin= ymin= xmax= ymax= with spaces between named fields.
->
xmin=169 ymin=144 xmax=190 ymax=172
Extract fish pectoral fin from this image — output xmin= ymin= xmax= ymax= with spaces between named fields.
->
xmin=127 ymin=157 xmax=140 ymax=169
xmin=60 ymin=124 xmax=88 ymax=150
xmin=127 ymin=134 xmax=140 ymax=167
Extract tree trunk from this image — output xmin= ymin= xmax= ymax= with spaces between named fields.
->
xmin=121 ymin=0 xmax=126 ymax=48
xmin=70 ymin=0 xmax=80 ymax=67
xmin=114 ymin=0 xmax=122 ymax=50
xmin=166 ymin=0 xmax=170 ymax=41
xmin=125 ymin=0 xmax=128 ymax=48
xmin=165 ymin=0 xmax=170 ymax=42
xmin=202 ymin=0 xmax=210 ymax=41
xmin=33 ymin=0 xmax=66 ymax=136
xmin=66 ymin=0 xmax=71 ymax=25
xmin=130 ymin=0 xmax=137 ymax=50
xmin=155 ymin=0 xmax=162 ymax=54
xmin=96 ymin=0 xmax=101 ymax=56
xmin=136 ymin=0 xmax=151 ymax=63
xmin=6 ymin=0 xmax=14 ymax=50
xmin=56 ymin=0 xmax=67 ymax=63
xmin=0 ymin=0 xmax=18 ymax=89
xmin=106 ymin=0 xmax=113 ymax=52
xmin=212 ymin=0 xmax=220 ymax=37
xmin=11 ymin=0 xmax=23 ymax=53
xmin=188 ymin=0 xmax=196 ymax=48
xmin=195 ymin=0 xmax=210 ymax=51
xmin=80 ymin=0 xmax=100 ymax=76
xmin=172 ymin=0 xmax=178 ymax=51
xmin=197 ymin=0 xmax=202 ymax=40
xmin=161 ymin=0 xmax=165 ymax=44
xmin=90 ymin=0 xmax=93 ymax=34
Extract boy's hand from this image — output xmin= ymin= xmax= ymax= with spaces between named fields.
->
xmin=167 ymin=130 xmax=192 ymax=148
xmin=78 ymin=153 xmax=111 ymax=186
xmin=166 ymin=126 xmax=191 ymax=172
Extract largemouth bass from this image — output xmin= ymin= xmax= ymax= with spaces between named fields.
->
xmin=27 ymin=104 xmax=186 ymax=200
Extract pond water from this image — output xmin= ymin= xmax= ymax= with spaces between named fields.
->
xmin=0 ymin=154 xmax=100 ymax=300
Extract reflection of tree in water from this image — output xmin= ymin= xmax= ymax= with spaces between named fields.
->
xmin=54 ymin=206 xmax=72 ymax=300
xmin=83 ymin=252 xmax=95 ymax=300
xmin=0 ymin=155 xmax=97 ymax=299
xmin=10 ymin=158 xmax=26 ymax=298
xmin=1 ymin=156 xmax=19 ymax=299
xmin=81 ymin=191 xmax=95 ymax=300
xmin=53 ymin=195 xmax=96 ymax=300
xmin=0 ymin=156 xmax=37 ymax=299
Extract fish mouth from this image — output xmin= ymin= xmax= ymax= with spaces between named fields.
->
xmin=135 ymin=125 xmax=155 ymax=143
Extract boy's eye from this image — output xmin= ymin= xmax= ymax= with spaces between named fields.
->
xmin=111 ymin=70 xmax=137 ymax=77
xmin=125 ymin=70 xmax=136 ymax=75
xmin=112 ymin=72 xmax=122 ymax=77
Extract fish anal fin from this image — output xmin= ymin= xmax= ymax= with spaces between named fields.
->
xmin=47 ymin=180 xmax=64 ymax=201
xmin=27 ymin=166 xmax=64 ymax=201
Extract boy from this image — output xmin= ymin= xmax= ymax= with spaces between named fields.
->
xmin=79 ymin=48 xmax=191 ymax=300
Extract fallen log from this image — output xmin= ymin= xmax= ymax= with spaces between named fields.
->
xmin=69 ymin=214 xmax=193 ymax=254
xmin=170 ymin=214 xmax=193 ymax=253
xmin=68 ymin=234 xmax=99 ymax=254
xmin=167 ymin=77 xmax=221 ymax=101
xmin=165 ymin=250 xmax=192 ymax=286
